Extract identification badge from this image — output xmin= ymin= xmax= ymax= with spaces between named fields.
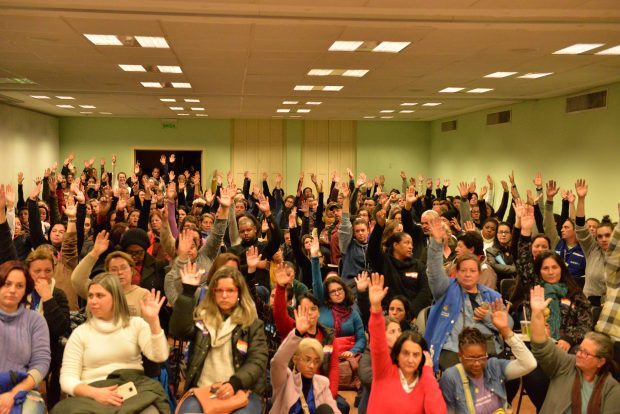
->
xmin=405 ymin=272 xmax=418 ymax=279
xmin=236 ymin=339 xmax=248 ymax=355
xmin=323 ymin=345 xmax=333 ymax=354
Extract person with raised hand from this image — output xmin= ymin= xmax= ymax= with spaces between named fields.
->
xmin=425 ymin=216 xmax=506 ymax=372
xmin=528 ymin=285 xmax=620 ymax=413
xmin=164 ymin=185 xmax=231 ymax=306
xmin=55 ymin=274 xmax=169 ymax=413
xmin=575 ymin=178 xmax=611 ymax=305
xmin=439 ymin=298 xmax=536 ymax=413
xmin=366 ymin=273 xmax=446 ymax=413
xmin=338 ymin=179 xmax=370 ymax=285
xmin=170 ymin=262 xmax=268 ymax=414
xmin=269 ymin=304 xmax=341 ymax=414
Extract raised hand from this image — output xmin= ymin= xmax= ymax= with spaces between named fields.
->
xmin=405 ymin=184 xmax=418 ymax=207
xmin=100 ymin=158 xmax=105 ymax=167
xmin=575 ymin=178 xmax=588 ymax=198
xmin=274 ymin=262 xmax=292 ymax=287
xmin=458 ymin=181 xmax=469 ymax=198
xmin=29 ymin=178 xmax=42 ymax=200
xmin=17 ymin=171 xmax=24 ymax=185
xmin=546 ymin=180 xmax=560 ymax=199
xmin=463 ymin=221 xmax=476 ymax=232
xmin=134 ymin=161 xmax=141 ymax=175
xmin=443 ymin=178 xmax=451 ymax=188
xmin=179 ymin=261 xmax=203 ymax=286
xmin=479 ymin=185 xmax=488 ymax=199
xmin=426 ymin=178 xmax=433 ymax=190
xmin=508 ymin=170 xmax=516 ymax=186
xmin=340 ymin=182 xmax=350 ymax=198
xmin=450 ymin=218 xmax=462 ymax=233
xmin=332 ymin=170 xmax=339 ymax=183
xmin=4 ymin=184 xmax=15 ymax=209
xmin=513 ymin=198 xmax=525 ymax=219
xmin=166 ymin=182 xmax=177 ymax=200
xmin=91 ymin=231 xmax=110 ymax=257
xmin=71 ymin=182 xmax=85 ymax=203
xmin=204 ymin=188 xmax=215 ymax=205
xmin=310 ymin=234 xmax=321 ymax=257
xmin=375 ymin=209 xmax=386 ymax=228
xmin=140 ymin=289 xmax=166 ymax=325
xmin=533 ymin=172 xmax=543 ymax=188
xmin=530 ymin=285 xmax=552 ymax=315
xmin=435 ymin=178 xmax=441 ymax=189
xmin=177 ymin=229 xmax=195 ymax=260
xmin=356 ymin=172 xmax=366 ymax=189
xmin=288 ymin=207 xmax=298 ymax=229
xmin=500 ymin=180 xmax=508 ymax=192
xmin=257 ymin=193 xmax=271 ymax=215
xmin=246 ymin=246 xmax=262 ymax=271
xmin=368 ymin=273 xmax=388 ymax=310
xmin=169 ymin=154 xmax=176 ymax=163
xmin=294 ymin=305 xmax=312 ymax=335
xmin=44 ymin=168 xmax=51 ymax=178
xmin=400 ymin=171 xmax=407 ymax=181
xmin=111 ymin=154 xmax=117 ymax=164
xmin=355 ymin=271 xmax=370 ymax=293
xmin=160 ymin=154 xmax=167 ymax=165
xmin=275 ymin=173 xmax=282 ymax=187
xmin=168 ymin=170 xmax=175 ymax=182
xmin=346 ymin=168 xmax=354 ymax=180
xmin=468 ymin=180 xmax=476 ymax=194
xmin=227 ymin=170 xmax=234 ymax=185
xmin=567 ymin=191 xmax=576 ymax=204
xmin=64 ymin=196 xmax=77 ymax=218
xmin=429 ymin=217 xmax=447 ymax=243
xmin=489 ymin=298 xmax=511 ymax=334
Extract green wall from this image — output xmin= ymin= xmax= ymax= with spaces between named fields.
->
xmin=284 ymin=120 xmax=303 ymax=192
xmin=357 ymin=121 xmax=430 ymax=191
xmin=429 ymin=82 xmax=620 ymax=218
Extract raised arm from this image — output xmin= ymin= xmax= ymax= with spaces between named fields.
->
xmin=543 ymin=180 xmax=561 ymax=248
xmin=426 ymin=217 xmax=452 ymax=299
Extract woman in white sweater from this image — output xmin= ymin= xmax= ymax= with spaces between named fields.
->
xmin=59 ymin=273 xmax=169 ymax=407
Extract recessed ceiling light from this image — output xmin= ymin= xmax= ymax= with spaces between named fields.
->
xmin=297 ymin=109 xmax=311 ymax=113
xmin=160 ymin=98 xmax=176 ymax=102
xmin=79 ymin=105 xmax=96 ymax=109
xmin=30 ymin=95 xmax=50 ymax=99
xmin=283 ymin=101 xmax=298 ymax=104
xmin=277 ymin=109 xmax=290 ymax=113
xmin=99 ymin=112 xmax=112 ymax=115
xmin=141 ymin=82 xmax=163 ymax=88
xmin=84 ymin=34 xmax=122 ymax=46
xmin=79 ymin=111 xmax=93 ymax=114
xmin=119 ymin=64 xmax=146 ymax=72
xmin=171 ymin=82 xmax=191 ymax=88
xmin=177 ymin=113 xmax=190 ymax=116
xmin=290 ymin=115 xmax=302 ymax=118
xmin=401 ymin=102 xmax=418 ymax=106
xmin=170 ymin=106 xmax=184 ymax=110
xmin=380 ymin=116 xmax=394 ymax=119
xmin=553 ymin=43 xmax=605 ymax=55
xmin=322 ymin=85 xmax=343 ymax=91
xmin=306 ymin=101 xmax=322 ymax=105
xmin=342 ymin=69 xmax=369 ymax=77
xmin=272 ymin=115 xmax=284 ymax=118
xmin=294 ymin=85 xmax=314 ymax=91
xmin=484 ymin=72 xmax=518 ymax=78
xmin=134 ymin=36 xmax=169 ymax=49
xmin=380 ymin=110 xmax=395 ymax=113
xmin=56 ymin=96 xmax=75 ymax=100
xmin=196 ymin=114 xmax=209 ymax=117
xmin=363 ymin=116 xmax=375 ymax=119
xmin=308 ymin=69 xmax=333 ymax=76
xmin=518 ymin=72 xmax=553 ymax=79
xmin=400 ymin=110 xmax=415 ymax=113
xmin=184 ymin=98 xmax=200 ymax=102
xmin=157 ymin=65 xmax=182 ymax=73
xmin=423 ymin=102 xmax=442 ymax=106
xmin=440 ymin=87 xmax=465 ymax=93
xmin=467 ymin=88 xmax=494 ymax=93
xmin=191 ymin=107 xmax=205 ymax=111
xmin=56 ymin=104 xmax=74 ymax=108
xmin=329 ymin=41 xmax=364 ymax=52
xmin=596 ymin=45 xmax=620 ymax=55
xmin=372 ymin=41 xmax=410 ymax=53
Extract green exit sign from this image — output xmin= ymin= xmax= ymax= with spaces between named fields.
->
xmin=161 ymin=119 xmax=178 ymax=129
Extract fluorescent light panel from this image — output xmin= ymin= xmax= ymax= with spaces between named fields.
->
xmin=518 ymin=72 xmax=553 ymax=79
xmin=99 ymin=112 xmax=112 ymax=115
xmin=440 ymin=87 xmax=465 ymax=93
xmin=400 ymin=110 xmax=415 ymax=113
xmin=191 ymin=107 xmax=205 ymax=111
xmin=157 ymin=65 xmax=182 ymax=73
xmin=56 ymin=104 xmax=74 ymax=108
xmin=56 ymin=96 xmax=74 ymax=100
xmin=79 ymin=105 xmax=96 ymax=109
xmin=79 ymin=111 xmax=93 ymax=114
xmin=171 ymin=82 xmax=191 ymax=88
xmin=160 ymin=98 xmax=176 ymax=102
xmin=308 ymin=69 xmax=333 ymax=76
xmin=297 ymin=109 xmax=311 ymax=113
xmin=553 ymin=43 xmax=605 ymax=55
xmin=135 ymin=36 xmax=169 ymax=49
xmin=141 ymin=82 xmax=163 ymax=88
xmin=169 ymin=106 xmax=183 ymax=110
xmin=277 ymin=109 xmax=290 ymax=113
xmin=484 ymin=72 xmax=517 ymax=78
xmin=294 ymin=85 xmax=314 ymax=91
xmin=467 ymin=88 xmax=494 ymax=93
xmin=596 ymin=45 xmax=620 ymax=55
xmin=372 ymin=41 xmax=410 ymax=53
xmin=306 ymin=101 xmax=322 ymax=105
xmin=363 ymin=116 xmax=375 ymax=119
xmin=196 ymin=114 xmax=208 ymax=117
xmin=84 ymin=34 xmax=122 ymax=46
xmin=329 ymin=41 xmax=364 ymax=51
xmin=322 ymin=85 xmax=343 ymax=91
xmin=31 ymin=95 xmax=50 ymax=99
xmin=177 ymin=113 xmax=189 ymax=116
xmin=184 ymin=98 xmax=200 ymax=102
xmin=423 ymin=102 xmax=442 ymax=106
xmin=401 ymin=102 xmax=418 ymax=106
xmin=380 ymin=110 xmax=394 ymax=113
xmin=119 ymin=64 xmax=146 ymax=72
xmin=380 ymin=116 xmax=394 ymax=119
xmin=342 ymin=69 xmax=369 ymax=77
xmin=283 ymin=101 xmax=298 ymax=104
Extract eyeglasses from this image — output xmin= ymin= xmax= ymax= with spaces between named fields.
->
xmin=328 ymin=287 xmax=344 ymax=296
xmin=576 ymin=347 xmax=601 ymax=359
xmin=213 ymin=288 xmax=238 ymax=297
xmin=301 ymin=356 xmax=322 ymax=367
xmin=125 ymin=249 xmax=145 ymax=257
xmin=461 ymin=355 xmax=488 ymax=364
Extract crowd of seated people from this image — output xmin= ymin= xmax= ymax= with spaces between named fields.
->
xmin=1 ymin=152 xmax=620 ymax=414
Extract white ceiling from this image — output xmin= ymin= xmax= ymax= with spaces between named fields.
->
xmin=0 ymin=0 xmax=619 ymax=121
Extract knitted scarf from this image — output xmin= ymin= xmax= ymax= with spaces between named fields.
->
xmin=541 ymin=281 xmax=567 ymax=340
xmin=572 ymin=371 xmax=608 ymax=414
xmin=331 ymin=304 xmax=352 ymax=337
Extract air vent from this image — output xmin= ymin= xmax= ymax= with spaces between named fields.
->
xmin=566 ymin=90 xmax=606 ymax=113
xmin=441 ymin=120 xmax=457 ymax=132
xmin=487 ymin=110 xmax=511 ymax=125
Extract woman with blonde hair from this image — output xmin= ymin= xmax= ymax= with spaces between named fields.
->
xmin=171 ymin=264 xmax=268 ymax=414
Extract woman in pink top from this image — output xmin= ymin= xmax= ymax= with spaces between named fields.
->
xmin=367 ymin=273 xmax=447 ymax=414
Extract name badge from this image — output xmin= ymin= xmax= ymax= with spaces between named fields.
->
xmin=323 ymin=345 xmax=333 ymax=354
xmin=405 ymin=272 xmax=418 ymax=279
xmin=236 ymin=339 xmax=248 ymax=355
xmin=195 ymin=320 xmax=209 ymax=336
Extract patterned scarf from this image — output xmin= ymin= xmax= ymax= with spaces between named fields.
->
xmin=331 ymin=304 xmax=352 ymax=337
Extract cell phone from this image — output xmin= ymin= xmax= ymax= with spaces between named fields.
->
xmin=116 ymin=381 xmax=138 ymax=400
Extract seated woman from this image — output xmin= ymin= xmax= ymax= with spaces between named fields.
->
xmin=270 ymin=307 xmax=341 ymax=414
xmin=25 ymin=246 xmax=72 ymax=410
xmin=0 ymin=261 xmax=50 ymax=414
xmin=425 ymin=217 xmax=506 ymax=372
xmin=72 ymin=231 xmax=150 ymax=317
xmin=310 ymin=236 xmax=366 ymax=357
xmin=486 ymin=222 xmax=517 ymax=283
xmin=450 ymin=231 xmax=497 ymax=290
xmin=439 ymin=300 xmax=537 ymax=413
xmin=366 ymin=273 xmax=446 ymax=413
xmin=55 ymin=273 xmax=169 ymax=413
xmin=171 ymin=264 xmax=268 ymax=414
xmin=529 ymin=285 xmax=620 ymax=413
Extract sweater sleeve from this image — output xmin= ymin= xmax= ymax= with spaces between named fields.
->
xmin=28 ymin=312 xmax=51 ymax=385
xmin=369 ymin=310 xmax=392 ymax=380
xmin=71 ymin=253 xmax=97 ymax=299
xmin=421 ymin=365 xmax=448 ymax=414
xmin=544 ymin=201 xmax=560 ymax=249
xmin=60 ymin=325 xmax=85 ymax=395
xmin=273 ymin=284 xmax=295 ymax=339
xmin=338 ymin=212 xmax=353 ymax=254
xmin=311 ymin=256 xmax=326 ymax=305
xmin=0 ymin=221 xmax=18 ymax=264
xmin=503 ymin=334 xmax=537 ymax=380
xmin=270 ymin=329 xmax=300 ymax=392
xmin=427 ymin=239 xmax=451 ymax=300
xmin=197 ymin=217 xmax=227 ymax=262
xmin=134 ymin=318 xmax=169 ymax=363
xmin=349 ymin=311 xmax=367 ymax=354
xmin=530 ymin=338 xmax=575 ymax=379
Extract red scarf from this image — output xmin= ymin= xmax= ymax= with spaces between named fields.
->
xmin=331 ymin=304 xmax=352 ymax=337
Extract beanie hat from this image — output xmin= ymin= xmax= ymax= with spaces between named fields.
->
xmin=120 ymin=228 xmax=151 ymax=250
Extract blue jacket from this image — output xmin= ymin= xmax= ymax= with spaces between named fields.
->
xmin=439 ymin=359 xmax=510 ymax=413
xmin=555 ymin=240 xmax=586 ymax=278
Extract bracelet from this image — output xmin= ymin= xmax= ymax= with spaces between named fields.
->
xmin=68 ymin=218 xmax=77 ymax=222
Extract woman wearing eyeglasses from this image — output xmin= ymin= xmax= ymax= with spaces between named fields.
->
xmin=170 ymin=263 xmax=268 ymax=414
xmin=529 ymin=285 xmax=620 ymax=413
xmin=439 ymin=300 xmax=536 ymax=413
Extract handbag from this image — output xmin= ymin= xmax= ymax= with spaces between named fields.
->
xmin=175 ymin=386 xmax=249 ymax=414
xmin=333 ymin=336 xmax=361 ymax=391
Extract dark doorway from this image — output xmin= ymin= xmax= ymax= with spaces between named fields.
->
xmin=134 ymin=149 xmax=202 ymax=177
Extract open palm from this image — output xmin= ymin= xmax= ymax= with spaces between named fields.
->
xmin=140 ymin=289 xmax=165 ymax=324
